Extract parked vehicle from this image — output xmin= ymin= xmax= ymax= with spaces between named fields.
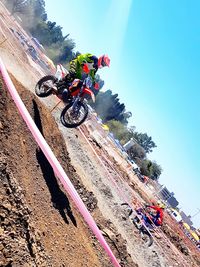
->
xmin=137 ymin=172 xmax=145 ymax=182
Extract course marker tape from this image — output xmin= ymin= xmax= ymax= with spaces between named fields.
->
xmin=0 ymin=57 xmax=121 ymax=267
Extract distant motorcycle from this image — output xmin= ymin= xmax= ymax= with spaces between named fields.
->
xmin=121 ymin=203 xmax=154 ymax=247
xmin=35 ymin=64 xmax=95 ymax=128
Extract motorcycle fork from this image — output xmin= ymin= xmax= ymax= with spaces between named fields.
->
xmin=72 ymin=96 xmax=84 ymax=116
xmin=72 ymin=97 xmax=80 ymax=111
xmin=72 ymin=90 xmax=84 ymax=110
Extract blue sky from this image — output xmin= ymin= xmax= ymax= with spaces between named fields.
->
xmin=44 ymin=0 xmax=200 ymax=227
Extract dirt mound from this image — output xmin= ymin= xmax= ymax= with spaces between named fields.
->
xmin=0 ymin=154 xmax=50 ymax=266
xmin=0 ymin=76 xmax=137 ymax=266
xmin=162 ymin=224 xmax=189 ymax=256
xmin=96 ymin=217 xmax=138 ymax=267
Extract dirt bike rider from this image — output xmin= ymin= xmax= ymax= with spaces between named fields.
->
xmin=144 ymin=203 xmax=165 ymax=227
xmin=57 ymin=53 xmax=110 ymax=100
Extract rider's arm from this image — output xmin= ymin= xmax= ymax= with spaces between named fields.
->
xmin=77 ymin=53 xmax=93 ymax=65
xmin=90 ymin=69 xmax=96 ymax=83
xmin=77 ymin=54 xmax=98 ymax=83
xmin=149 ymin=206 xmax=160 ymax=212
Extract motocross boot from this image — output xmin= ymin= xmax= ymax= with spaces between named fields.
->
xmin=62 ymin=88 xmax=69 ymax=102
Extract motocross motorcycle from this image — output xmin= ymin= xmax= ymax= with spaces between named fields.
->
xmin=35 ymin=64 xmax=95 ymax=128
xmin=121 ymin=203 xmax=153 ymax=247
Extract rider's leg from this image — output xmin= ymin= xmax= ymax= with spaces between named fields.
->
xmin=62 ymin=62 xmax=77 ymax=83
xmin=53 ymin=61 xmax=77 ymax=93
xmin=143 ymin=215 xmax=154 ymax=229
xmin=63 ymin=73 xmax=73 ymax=83
xmin=153 ymin=219 xmax=160 ymax=226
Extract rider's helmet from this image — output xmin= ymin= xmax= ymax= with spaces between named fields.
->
xmin=158 ymin=203 xmax=166 ymax=209
xmin=98 ymin=55 xmax=110 ymax=68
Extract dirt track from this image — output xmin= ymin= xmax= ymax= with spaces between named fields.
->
xmin=0 ymin=2 xmax=199 ymax=267
xmin=0 ymin=76 xmax=116 ymax=266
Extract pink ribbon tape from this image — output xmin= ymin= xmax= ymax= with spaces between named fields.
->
xmin=0 ymin=57 xmax=121 ymax=267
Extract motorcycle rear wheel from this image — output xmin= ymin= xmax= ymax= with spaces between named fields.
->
xmin=60 ymin=101 xmax=88 ymax=128
xmin=35 ymin=75 xmax=57 ymax=97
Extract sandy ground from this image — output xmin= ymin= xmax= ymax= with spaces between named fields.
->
xmin=0 ymin=2 xmax=199 ymax=267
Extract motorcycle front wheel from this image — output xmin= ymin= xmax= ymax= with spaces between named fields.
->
xmin=35 ymin=75 xmax=57 ymax=97
xmin=60 ymin=101 xmax=88 ymax=128
xmin=140 ymin=227 xmax=153 ymax=247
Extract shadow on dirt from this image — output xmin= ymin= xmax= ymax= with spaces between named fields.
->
xmin=32 ymin=100 xmax=77 ymax=226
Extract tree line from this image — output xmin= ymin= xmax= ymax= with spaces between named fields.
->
xmin=5 ymin=0 xmax=77 ymax=64
xmin=4 ymin=0 xmax=162 ymax=180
